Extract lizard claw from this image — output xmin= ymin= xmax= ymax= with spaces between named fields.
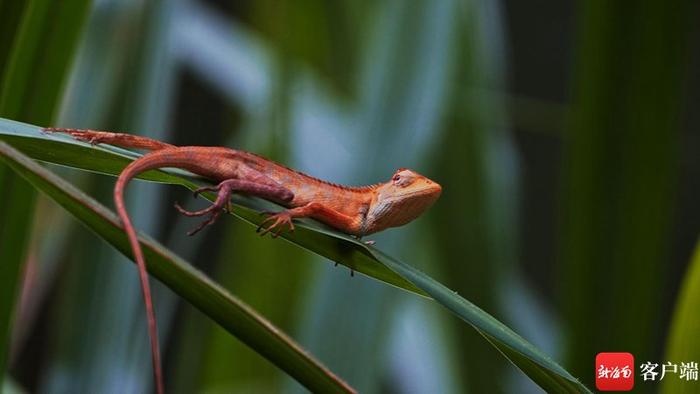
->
xmin=44 ymin=128 xmax=105 ymax=145
xmin=86 ymin=136 xmax=102 ymax=145
xmin=174 ymin=180 xmax=237 ymax=235
xmin=256 ymin=211 xmax=295 ymax=237
xmin=186 ymin=210 xmax=224 ymax=236
xmin=192 ymin=185 xmax=218 ymax=199
xmin=174 ymin=201 xmax=219 ymax=217
xmin=174 ymin=201 xmax=223 ymax=236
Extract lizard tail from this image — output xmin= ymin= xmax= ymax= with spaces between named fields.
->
xmin=114 ymin=151 xmax=183 ymax=394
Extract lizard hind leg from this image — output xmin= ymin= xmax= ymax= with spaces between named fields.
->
xmin=174 ymin=178 xmax=294 ymax=236
xmin=174 ymin=180 xmax=238 ymax=236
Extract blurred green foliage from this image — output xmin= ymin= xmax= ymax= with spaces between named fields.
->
xmin=663 ymin=238 xmax=700 ymax=394
xmin=562 ymin=1 xmax=693 ymax=389
xmin=0 ymin=0 xmax=90 ymax=389
xmin=1 ymin=0 xmax=698 ymax=393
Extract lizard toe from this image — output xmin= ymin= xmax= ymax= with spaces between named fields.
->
xmin=192 ymin=185 xmax=218 ymax=198
xmin=258 ymin=212 xmax=294 ymax=237
xmin=174 ymin=201 xmax=219 ymax=217
xmin=256 ymin=215 xmax=276 ymax=233
xmin=186 ymin=210 xmax=222 ymax=236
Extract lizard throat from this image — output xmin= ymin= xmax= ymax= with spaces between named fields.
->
xmin=365 ymin=191 xmax=438 ymax=233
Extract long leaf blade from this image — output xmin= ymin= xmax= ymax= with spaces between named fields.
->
xmin=662 ymin=239 xmax=700 ymax=394
xmin=0 ymin=0 xmax=90 ymax=385
xmin=370 ymin=248 xmax=588 ymax=393
xmin=0 ymin=140 xmax=354 ymax=393
xmin=0 ymin=117 xmax=589 ymax=392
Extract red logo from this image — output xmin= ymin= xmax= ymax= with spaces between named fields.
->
xmin=596 ymin=352 xmax=635 ymax=391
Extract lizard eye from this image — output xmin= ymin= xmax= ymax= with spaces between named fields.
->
xmin=392 ymin=174 xmax=401 ymax=182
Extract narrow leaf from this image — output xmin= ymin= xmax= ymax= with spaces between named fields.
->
xmin=662 ymin=239 xmax=700 ymax=394
xmin=0 ymin=0 xmax=90 ymax=385
xmin=0 ymin=141 xmax=355 ymax=393
xmin=0 ymin=117 xmax=589 ymax=392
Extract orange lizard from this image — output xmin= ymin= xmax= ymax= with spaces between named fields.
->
xmin=44 ymin=128 xmax=442 ymax=394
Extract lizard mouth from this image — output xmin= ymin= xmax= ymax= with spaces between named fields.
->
xmin=390 ymin=183 xmax=442 ymax=200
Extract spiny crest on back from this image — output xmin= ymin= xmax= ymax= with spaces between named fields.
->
xmin=239 ymin=150 xmax=382 ymax=192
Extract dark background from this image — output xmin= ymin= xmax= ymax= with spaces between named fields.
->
xmin=3 ymin=0 xmax=698 ymax=392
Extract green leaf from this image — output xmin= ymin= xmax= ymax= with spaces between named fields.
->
xmin=662 ymin=239 xmax=700 ymax=394
xmin=0 ymin=117 xmax=590 ymax=392
xmin=0 ymin=140 xmax=355 ymax=394
xmin=0 ymin=0 xmax=90 ymax=386
xmin=371 ymin=248 xmax=589 ymax=393
xmin=0 ymin=0 xmax=90 ymax=120
xmin=0 ymin=167 xmax=34 ymax=388
xmin=561 ymin=1 xmax=691 ymax=385
xmin=45 ymin=2 xmax=181 ymax=391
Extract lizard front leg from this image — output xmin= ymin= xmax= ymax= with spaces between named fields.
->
xmin=175 ymin=178 xmax=294 ymax=235
xmin=257 ymin=202 xmax=360 ymax=237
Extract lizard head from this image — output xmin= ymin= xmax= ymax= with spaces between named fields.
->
xmin=365 ymin=168 xmax=442 ymax=234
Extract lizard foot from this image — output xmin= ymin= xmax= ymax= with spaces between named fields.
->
xmin=180 ymin=209 xmax=225 ymax=236
xmin=256 ymin=211 xmax=295 ymax=238
xmin=43 ymin=128 xmax=109 ymax=145
xmin=174 ymin=180 xmax=236 ymax=235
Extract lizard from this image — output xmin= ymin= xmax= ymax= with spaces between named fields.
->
xmin=43 ymin=127 xmax=442 ymax=394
